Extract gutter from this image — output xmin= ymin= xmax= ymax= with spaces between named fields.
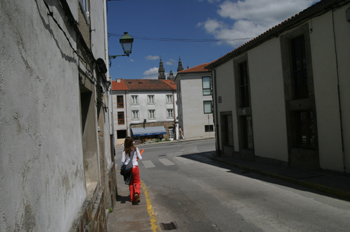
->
xmin=213 ymin=69 xmax=221 ymax=157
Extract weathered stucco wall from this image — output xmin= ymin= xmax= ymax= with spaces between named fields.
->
xmin=249 ymin=38 xmax=289 ymax=162
xmin=0 ymin=1 xmax=86 ymax=231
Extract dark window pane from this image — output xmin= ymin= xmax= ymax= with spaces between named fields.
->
xmin=291 ymin=36 xmax=308 ymax=99
xmin=117 ymin=96 xmax=124 ymax=108
xmin=239 ymin=61 xmax=250 ymax=107
xmin=118 ymin=112 xmax=124 ymax=125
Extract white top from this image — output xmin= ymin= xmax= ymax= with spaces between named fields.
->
xmin=121 ymin=147 xmax=142 ymax=167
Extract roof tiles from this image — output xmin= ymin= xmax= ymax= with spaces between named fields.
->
xmin=111 ymin=79 xmax=176 ymax=91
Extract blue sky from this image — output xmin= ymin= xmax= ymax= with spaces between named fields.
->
xmin=107 ymin=0 xmax=319 ymax=80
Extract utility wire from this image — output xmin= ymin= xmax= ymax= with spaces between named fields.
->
xmin=108 ymin=33 xmax=252 ymax=43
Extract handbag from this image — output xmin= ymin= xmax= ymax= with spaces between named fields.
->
xmin=120 ymin=150 xmax=134 ymax=176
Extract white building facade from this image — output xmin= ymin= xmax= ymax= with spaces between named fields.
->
xmin=175 ymin=63 xmax=215 ymax=140
xmin=208 ymin=0 xmax=350 ymax=174
xmin=112 ymin=79 xmax=178 ymax=144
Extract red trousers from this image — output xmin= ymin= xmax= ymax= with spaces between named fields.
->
xmin=129 ymin=166 xmax=141 ymax=202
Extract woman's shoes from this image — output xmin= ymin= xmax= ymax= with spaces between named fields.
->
xmin=134 ymin=193 xmax=140 ymax=203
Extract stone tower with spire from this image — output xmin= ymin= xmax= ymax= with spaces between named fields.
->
xmin=168 ymin=70 xmax=174 ymax=80
xmin=158 ymin=58 xmax=166 ymax=79
xmin=177 ymin=57 xmax=184 ymax=72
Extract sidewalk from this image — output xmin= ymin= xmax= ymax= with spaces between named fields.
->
xmin=107 ymin=169 xmax=159 ymax=232
xmin=210 ymin=153 xmax=350 ymax=202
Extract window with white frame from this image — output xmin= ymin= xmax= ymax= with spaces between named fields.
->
xmin=149 ymin=110 xmax=155 ymax=119
xmin=131 ymin=95 xmax=138 ymax=104
xmin=202 ymin=76 xmax=212 ymax=95
xmin=203 ymin=101 xmax=212 ymax=114
xmin=79 ymin=0 xmax=89 ymax=20
xmin=167 ymin=109 xmax=173 ymax=118
xmin=166 ymin=95 xmax=173 ymax=104
xmin=132 ymin=110 xmax=139 ymax=120
xmin=148 ymin=95 xmax=155 ymax=104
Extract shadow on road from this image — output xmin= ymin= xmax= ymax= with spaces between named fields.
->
xmin=180 ymin=151 xmax=349 ymax=202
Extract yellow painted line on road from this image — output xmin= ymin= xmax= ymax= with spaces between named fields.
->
xmin=141 ymin=180 xmax=160 ymax=232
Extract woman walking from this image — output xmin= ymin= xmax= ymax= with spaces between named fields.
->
xmin=121 ymin=137 xmax=143 ymax=204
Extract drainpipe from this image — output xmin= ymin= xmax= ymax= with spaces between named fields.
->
xmin=213 ymin=69 xmax=221 ymax=157
xmin=125 ymin=90 xmax=129 ymax=137
xmin=172 ymin=90 xmax=176 ymax=140
xmin=332 ymin=10 xmax=346 ymax=174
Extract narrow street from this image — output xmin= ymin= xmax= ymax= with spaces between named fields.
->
xmin=114 ymin=139 xmax=350 ymax=232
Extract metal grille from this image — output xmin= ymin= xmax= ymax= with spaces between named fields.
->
xmin=160 ymin=222 xmax=178 ymax=230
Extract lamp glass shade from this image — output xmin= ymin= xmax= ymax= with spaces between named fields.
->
xmin=120 ymin=32 xmax=134 ymax=55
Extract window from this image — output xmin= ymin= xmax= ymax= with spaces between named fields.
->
xmin=291 ymin=36 xmax=308 ymax=99
xmin=166 ymin=95 xmax=173 ymax=104
xmin=242 ymin=116 xmax=254 ymax=149
xmin=148 ymin=95 xmax=155 ymax=104
xmin=149 ymin=110 xmax=155 ymax=119
xmin=294 ymin=111 xmax=315 ymax=148
xmin=202 ymin=76 xmax=212 ymax=95
xmin=239 ymin=61 xmax=250 ymax=107
xmin=205 ymin=125 xmax=214 ymax=132
xmin=131 ymin=95 xmax=138 ymax=104
xmin=117 ymin=96 xmax=124 ymax=108
xmin=203 ymin=101 xmax=212 ymax=114
xmin=132 ymin=110 xmax=139 ymax=120
xmin=167 ymin=109 xmax=173 ymax=118
xmin=117 ymin=112 xmax=124 ymax=125
xmin=79 ymin=0 xmax=89 ymax=20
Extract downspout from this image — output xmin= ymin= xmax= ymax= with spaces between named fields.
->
xmin=213 ymin=69 xmax=221 ymax=157
xmin=172 ymin=90 xmax=176 ymax=140
xmin=125 ymin=90 xmax=129 ymax=137
xmin=332 ymin=10 xmax=346 ymax=174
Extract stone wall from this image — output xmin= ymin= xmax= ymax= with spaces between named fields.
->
xmin=70 ymin=188 xmax=106 ymax=232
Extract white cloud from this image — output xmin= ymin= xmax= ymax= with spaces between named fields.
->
xmin=143 ymin=67 xmax=159 ymax=79
xmin=199 ymin=0 xmax=319 ymax=47
xmin=165 ymin=59 xmax=176 ymax=65
xmin=145 ymin=55 xmax=160 ymax=60
xmin=143 ymin=67 xmax=158 ymax=75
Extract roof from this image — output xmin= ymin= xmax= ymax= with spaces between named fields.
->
xmin=206 ymin=0 xmax=348 ymax=68
xmin=112 ymin=80 xmax=128 ymax=91
xmin=178 ymin=63 xmax=211 ymax=74
xmin=162 ymin=80 xmax=177 ymax=90
xmin=111 ymin=79 xmax=176 ymax=91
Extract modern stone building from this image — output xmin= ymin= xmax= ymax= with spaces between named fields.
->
xmin=175 ymin=63 xmax=216 ymax=140
xmin=112 ymin=79 xmax=178 ymax=144
xmin=208 ymin=0 xmax=350 ymax=173
xmin=0 ymin=1 xmax=117 ymax=231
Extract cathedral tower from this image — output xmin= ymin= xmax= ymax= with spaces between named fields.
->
xmin=177 ymin=57 xmax=184 ymax=72
xmin=158 ymin=58 xmax=166 ymax=79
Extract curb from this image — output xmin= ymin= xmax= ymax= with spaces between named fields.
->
xmin=210 ymin=156 xmax=350 ymax=202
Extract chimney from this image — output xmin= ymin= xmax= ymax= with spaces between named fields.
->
xmin=117 ymin=78 xmax=121 ymax=83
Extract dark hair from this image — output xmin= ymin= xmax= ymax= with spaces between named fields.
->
xmin=124 ymin=137 xmax=136 ymax=156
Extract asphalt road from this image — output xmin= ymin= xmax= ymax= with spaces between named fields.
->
xmin=115 ymin=139 xmax=350 ymax=232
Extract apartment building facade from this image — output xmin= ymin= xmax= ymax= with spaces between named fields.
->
xmin=112 ymin=79 xmax=178 ymax=144
xmin=208 ymin=0 xmax=350 ymax=173
xmin=175 ymin=63 xmax=216 ymax=140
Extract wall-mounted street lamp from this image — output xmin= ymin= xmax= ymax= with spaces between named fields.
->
xmin=109 ymin=32 xmax=134 ymax=67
